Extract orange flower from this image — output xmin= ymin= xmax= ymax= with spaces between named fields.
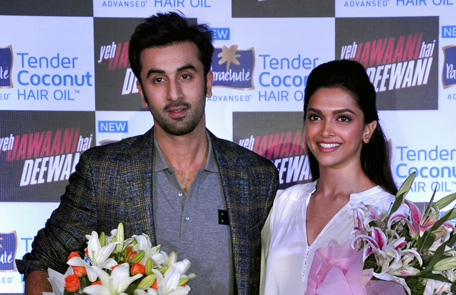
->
xmin=91 ymin=280 xmax=102 ymax=285
xmin=131 ymin=263 xmax=146 ymax=275
xmin=152 ymin=279 xmax=158 ymax=290
xmin=64 ymin=274 xmax=80 ymax=292
xmin=111 ymin=264 xmax=120 ymax=270
xmin=125 ymin=247 xmax=137 ymax=261
xmin=67 ymin=251 xmax=81 ymax=261
xmin=72 ymin=266 xmax=87 ymax=277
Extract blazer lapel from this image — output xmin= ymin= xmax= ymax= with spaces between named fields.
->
xmin=122 ymin=128 xmax=157 ymax=245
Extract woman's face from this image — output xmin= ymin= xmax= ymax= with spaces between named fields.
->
xmin=305 ymin=87 xmax=376 ymax=171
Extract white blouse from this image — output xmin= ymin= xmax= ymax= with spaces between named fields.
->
xmin=261 ymin=181 xmax=395 ymax=295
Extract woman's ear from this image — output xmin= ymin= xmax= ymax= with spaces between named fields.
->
xmin=363 ymin=120 xmax=377 ymax=143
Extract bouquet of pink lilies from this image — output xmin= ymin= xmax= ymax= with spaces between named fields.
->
xmin=352 ymin=172 xmax=456 ymax=295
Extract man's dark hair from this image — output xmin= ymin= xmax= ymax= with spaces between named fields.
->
xmin=128 ymin=11 xmax=214 ymax=82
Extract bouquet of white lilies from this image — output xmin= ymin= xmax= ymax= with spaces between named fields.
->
xmin=44 ymin=223 xmax=195 ymax=295
xmin=352 ymin=172 xmax=456 ymax=295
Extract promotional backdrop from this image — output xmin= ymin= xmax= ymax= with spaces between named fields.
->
xmin=1 ymin=1 xmax=456 ymax=293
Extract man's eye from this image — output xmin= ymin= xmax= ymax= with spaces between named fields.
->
xmin=181 ymin=74 xmax=192 ymax=80
xmin=153 ymin=77 xmax=165 ymax=83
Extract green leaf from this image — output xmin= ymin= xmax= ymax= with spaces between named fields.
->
xmin=417 ymin=272 xmax=452 ymax=283
xmin=423 ymin=187 xmax=436 ymax=217
xmin=99 ymin=231 xmax=106 ymax=247
xmin=433 ymin=192 xmax=456 ymax=210
xmin=421 ymin=240 xmax=448 ymax=273
xmin=449 ymin=232 xmax=456 ymax=245
xmin=433 ymin=256 xmax=456 ymax=271
xmin=397 ymin=172 xmax=416 ymax=198
xmin=416 ymin=231 xmax=436 ymax=253
xmin=389 ymin=172 xmax=416 ymax=218
xmin=429 ymin=206 xmax=456 ymax=232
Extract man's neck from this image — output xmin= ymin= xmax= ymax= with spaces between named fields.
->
xmin=154 ymin=126 xmax=209 ymax=172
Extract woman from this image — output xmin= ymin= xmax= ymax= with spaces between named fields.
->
xmin=260 ymin=59 xmax=398 ymax=294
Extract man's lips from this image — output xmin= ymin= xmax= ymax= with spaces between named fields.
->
xmin=165 ymin=103 xmax=190 ymax=117
xmin=167 ymin=107 xmax=187 ymax=117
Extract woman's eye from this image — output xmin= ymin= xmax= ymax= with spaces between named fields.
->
xmin=307 ymin=114 xmax=320 ymax=121
xmin=338 ymin=116 xmax=351 ymax=122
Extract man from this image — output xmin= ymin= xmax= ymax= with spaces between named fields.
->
xmin=17 ymin=12 xmax=279 ymax=295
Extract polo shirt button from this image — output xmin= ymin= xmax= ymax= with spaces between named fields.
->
xmin=184 ymin=216 xmax=190 ymax=221
xmin=178 ymin=192 xmax=183 ymax=197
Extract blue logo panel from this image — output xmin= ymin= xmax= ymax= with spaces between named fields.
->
xmin=0 ymin=47 xmax=13 ymax=88
xmin=0 ymin=232 xmax=17 ymax=271
xmin=443 ymin=46 xmax=456 ymax=89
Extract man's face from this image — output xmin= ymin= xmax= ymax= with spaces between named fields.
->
xmin=137 ymin=41 xmax=213 ymax=136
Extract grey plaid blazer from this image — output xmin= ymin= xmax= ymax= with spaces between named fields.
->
xmin=17 ymin=128 xmax=279 ymax=295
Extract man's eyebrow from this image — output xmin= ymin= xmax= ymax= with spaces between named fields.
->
xmin=145 ymin=68 xmax=165 ymax=79
xmin=177 ymin=64 xmax=198 ymax=72
xmin=145 ymin=64 xmax=198 ymax=79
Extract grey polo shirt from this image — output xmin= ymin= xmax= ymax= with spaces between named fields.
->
xmin=152 ymin=135 xmax=234 ymax=294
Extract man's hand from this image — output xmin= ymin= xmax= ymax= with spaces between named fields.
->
xmin=24 ymin=270 xmax=52 ymax=295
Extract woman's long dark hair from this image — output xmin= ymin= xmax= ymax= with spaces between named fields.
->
xmin=303 ymin=60 xmax=397 ymax=195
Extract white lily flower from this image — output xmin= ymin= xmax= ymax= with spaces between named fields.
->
xmin=166 ymin=252 xmax=191 ymax=275
xmin=424 ymin=277 xmax=452 ymax=295
xmin=83 ymin=263 xmax=143 ymax=295
xmin=86 ymin=230 xmax=121 ymax=267
xmin=67 ymin=256 xmax=99 ymax=282
xmin=70 ymin=230 xmax=120 ymax=281
xmin=151 ymin=268 xmax=191 ymax=295
xmin=46 ymin=267 xmax=74 ymax=295
xmin=127 ymin=235 xmax=167 ymax=266
xmin=373 ymin=272 xmax=411 ymax=295
xmin=134 ymin=289 xmax=158 ymax=295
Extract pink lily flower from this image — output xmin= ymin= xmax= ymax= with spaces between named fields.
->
xmin=389 ymin=200 xmax=455 ymax=240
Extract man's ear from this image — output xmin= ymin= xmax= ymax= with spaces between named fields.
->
xmin=137 ymin=80 xmax=148 ymax=108
xmin=205 ymin=71 xmax=213 ymax=98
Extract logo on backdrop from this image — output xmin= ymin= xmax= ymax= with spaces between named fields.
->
xmin=98 ymin=120 xmax=129 ymax=133
xmin=211 ymin=45 xmax=255 ymax=89
xmin=0 ymin=111 xmax=94 ymax=202
xmin=256 ymin=52 xmax=318 ymax=103
xmin=336 ymin=17 xmax=439 ymax=110
xmin=0 ymin=232 xmax=17 ymax=271
xmin=233 ymin=112 xmax=311 ymax=189
xmin=5 ymin=127 xmax=91 ymax=187
xmin=342 ymin=1 xmax=389 ymax=7
xmin=96 ymin=40 xmax=135 ymax=96
xmin=394 ymin=145 xmax=456 ymax=194
xmin=211 ymin=28 xmax=230 ymax=41
xmin=0 ymin=46 xmax=13 ymax=88
xmin=343 ymin=1 xmax=454 ymax=8
xmin=5 ymin=49 xmax=94 ymax=104
xmin=442 ymin=26 xmax=456 ymax=39
xmin=442 ymin=45 xmax=456 ymax=89
xmin=100 ymin=1 xmax=147 ymax=8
